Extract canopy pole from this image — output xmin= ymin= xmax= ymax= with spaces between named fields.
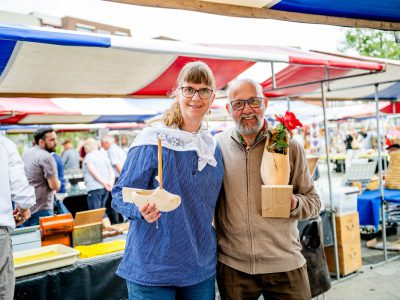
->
xmin=325 ymin=67 xmax=330 ymax=91
xmin=370 ymin=84 xmax=400 ymax=268
xmin=271 ymin=62 xmax=276 ymax=90
xmin=286 ymin=97 xmax=291 ymax=111
xmin=321 ymin=81 xmax=340 ymax=280
xmin=375 ymin=83 xmax=387 ymax=262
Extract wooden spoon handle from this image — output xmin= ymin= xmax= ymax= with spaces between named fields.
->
xmin=158 ymin=138 xmax=163 ymax=189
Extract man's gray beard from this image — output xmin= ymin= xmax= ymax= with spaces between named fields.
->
xmin=237 ymin=116 xmax=263 ymax=136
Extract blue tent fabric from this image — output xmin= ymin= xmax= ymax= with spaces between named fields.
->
xmin=271 ymin=0 xmax=400 ymax=22
xmin=0 ymin=25 xmax=111 ymax=48
xmin=359 ymin=82 xmax=400 ymax=100
xmin=0 ymin=40 xmax=16 ymax=76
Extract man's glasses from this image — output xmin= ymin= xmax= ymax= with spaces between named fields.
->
xmin=181 ymin=86 xmax=214 ymax=99
xmin=230 ymin=97 xmax=263 ymax=111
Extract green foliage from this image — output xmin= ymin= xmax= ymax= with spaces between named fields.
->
xmin=267 ymin=127 xmax=289 ymax=155
xmin=339 ymin=29 xmax=400 ymax=60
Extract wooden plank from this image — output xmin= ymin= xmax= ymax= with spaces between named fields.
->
xmin=74 ymin=208 xmax=106 ymax=227
xmin=105 ymin=0 xmax=400 ymax=31
xmin=261 ymin=184 xmax=292 ymax=218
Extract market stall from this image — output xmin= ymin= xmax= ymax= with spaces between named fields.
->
xmin=14 ymin=244 xmax=127 ymax=300
xmin=0 ymin=23 xmax=387 ymax=283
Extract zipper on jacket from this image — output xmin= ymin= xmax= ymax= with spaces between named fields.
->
xmin=248 ymin=137 xmax=267 ymax=274
xmin=232 ymin=135 xmax=267 ymax=274
xmin=245 ymin=150 xmax=257 ymax=274
xmin=231 ymin=137 xmax=256 ymax=273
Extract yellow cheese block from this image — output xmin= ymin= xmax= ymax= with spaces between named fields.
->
xmin=74 ymin=240 xmax=126 ymax=259
xmin=14 ymin=250 xmax=59 ymax=266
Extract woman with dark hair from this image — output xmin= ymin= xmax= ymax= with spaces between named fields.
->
xmin=112 ymin=61 xmax=223 ymax=299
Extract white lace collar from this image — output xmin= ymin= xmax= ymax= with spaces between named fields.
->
xmin=130 ymin=123 xmax=217 ymax=171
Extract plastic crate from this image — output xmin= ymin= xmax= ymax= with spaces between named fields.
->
xmin=322 ymin=186 xmax=359 ymax=216
xmin=345 ymin=160 xmax=377 ymax=182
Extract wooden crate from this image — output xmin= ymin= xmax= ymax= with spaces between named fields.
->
xmin=325 ymin=241 xmax=362 ymax=276
xmin=335 ymin=212 xmax=361 ymax=245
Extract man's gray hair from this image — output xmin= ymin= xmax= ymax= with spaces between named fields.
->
xmin=84 ymin=138 xmax=99 ymax=153
xmin=101 ymin=135 xmax=114 ymax=144
xmin=227 ymin=78 xmax=264 ymax=100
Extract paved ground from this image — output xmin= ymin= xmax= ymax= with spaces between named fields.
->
xmin=322 ymin=257 xmax=400 ymax=300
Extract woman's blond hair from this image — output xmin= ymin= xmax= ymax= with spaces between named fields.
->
xmin=162 ymin=61 xmax=216 ymax=128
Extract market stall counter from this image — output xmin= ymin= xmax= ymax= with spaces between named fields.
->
xmin=357 ymin=188 xmax=400 ymax=229
xmin=14 ymin=251 xmax=127 ymax=300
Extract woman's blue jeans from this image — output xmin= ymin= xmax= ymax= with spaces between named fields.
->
xmin=126 ymin=275 xmax=215 ymax=300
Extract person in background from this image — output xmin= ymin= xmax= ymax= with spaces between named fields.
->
xmin=51 ymin=152 xmax=71 ymax=215
xmin=112 ymin=61 xmax=223 ymax=300
xmin=22 ymin=127 xmax=60 ymax=226
xmin=61 ymin=139 xmax=80 ymax=170
xmin=79 ymin=142 xmax=87 ymax=169
xmin=82 ymin=138 xmax=115 ymax=226
xmin=359 ymin=127 xmax=372 ymax=150
xmin=101 ymin=135 xmax=127 ymax=176
xmin=52 ymin=152 xmax=66 ymax=194
xmin=0 ymin=135 xmax=36 ymax=299
xmin=215 ymin=79 xmax=320 ymax=300
xmin=101 ymin=135 xmax=127 ymax=224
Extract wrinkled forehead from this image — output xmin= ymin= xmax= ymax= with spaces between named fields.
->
xmin=229 ymin=81 xmax=260 ymax=100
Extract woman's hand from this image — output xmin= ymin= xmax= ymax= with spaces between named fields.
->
xmin=139 ymin=203 xmax=161 ymax=223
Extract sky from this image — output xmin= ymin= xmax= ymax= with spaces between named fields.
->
xmin=0 ymin=0 xmax=347 ymax=52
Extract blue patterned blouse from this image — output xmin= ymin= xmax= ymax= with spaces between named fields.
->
xmin=112 ymin=140 xmax=223 ymax=286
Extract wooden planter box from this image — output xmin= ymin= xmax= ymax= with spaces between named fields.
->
xmin=261 ymin=185 xmax=293 ymax=218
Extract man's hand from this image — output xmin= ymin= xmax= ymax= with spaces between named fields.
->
xmin=13 ymin=206 xmax=31 ymax=226
xmin=104 ymin=183 xmax=112 ymax=192
xmin=290 ymin=195 xmax=299 ymax=211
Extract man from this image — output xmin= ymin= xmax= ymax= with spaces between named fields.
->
xmin=0 ymin=135 xmax=36 ymax=299
xmin=61 ymin=139 xmax=80 ymax=170
xmin=215 ymin=79 xmax=321 ymax=300
xmin=101 ymin=135 xmax=126 ymax=224
xmin=359 ymin=127 xmax=372 ymax=150
xmin=101 ymin=135 xmax=127 ymax=177
xmin=22 ymin=127 xmax=60 ymax=226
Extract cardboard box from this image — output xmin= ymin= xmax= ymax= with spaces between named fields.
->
xmin=325 ymin=240 xmax=362 ymax=276
xmin=335 ymin=212 xmax=361 ymax=245
xmin=261 ymin=185 xmax=292 ymax=218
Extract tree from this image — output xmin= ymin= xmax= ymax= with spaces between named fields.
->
xmin=339 ymin=28 xmax=400 ymax=60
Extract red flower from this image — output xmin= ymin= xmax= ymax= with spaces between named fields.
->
xmin=267 ymin=111 xmax=303 ymax=155
xmin=275 ymin=111 xmax=303 ymax=131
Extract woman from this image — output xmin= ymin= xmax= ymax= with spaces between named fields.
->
xmin=112 ymin=61 xmax=223 ymax=300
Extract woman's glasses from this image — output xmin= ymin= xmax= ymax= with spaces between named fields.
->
xmin=230 ymin=97 xmax=263 ymax=111
xmin=181 ymin=86 xmax=214 ymax=99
